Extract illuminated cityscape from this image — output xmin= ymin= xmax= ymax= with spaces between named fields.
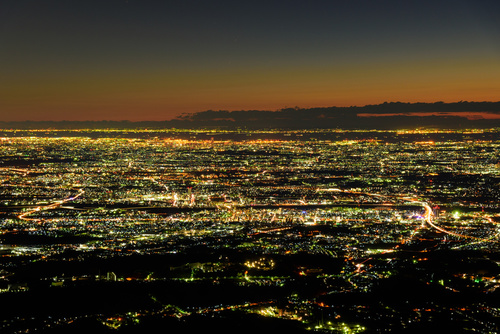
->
xmin=0 ymin=128 xmax=499 ymax=333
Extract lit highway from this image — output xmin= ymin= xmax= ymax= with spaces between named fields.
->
xmin=17 ymin=188 xmax=85 ymax=222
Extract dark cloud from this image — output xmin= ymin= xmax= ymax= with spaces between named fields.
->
xmin=3 ymin=102 xmax=500 ymax=130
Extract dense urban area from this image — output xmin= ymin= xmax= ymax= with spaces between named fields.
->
xmin=0 ymin=128 xmax=499 ymax=333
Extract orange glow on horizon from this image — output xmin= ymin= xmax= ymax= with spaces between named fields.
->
xmin=358 ymin=112 xmax=500 ymax=120
xmin=1 ymin=57 xmax=499 ymax=121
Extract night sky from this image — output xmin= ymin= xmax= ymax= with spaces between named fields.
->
xmin=1 ymin=0 xmax=499 ymax=121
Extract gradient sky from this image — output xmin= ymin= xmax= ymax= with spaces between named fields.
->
xmin=1 ymin=0 xmax=499 ymax=121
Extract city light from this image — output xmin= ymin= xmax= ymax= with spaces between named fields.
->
xmin=0 ymin=128 xmax=499 ymax=333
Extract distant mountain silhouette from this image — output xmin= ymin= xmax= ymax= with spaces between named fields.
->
xmin=2 ymin=101 xmax=500 ymax=129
